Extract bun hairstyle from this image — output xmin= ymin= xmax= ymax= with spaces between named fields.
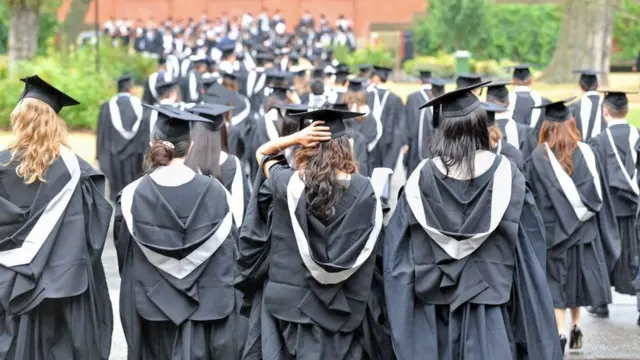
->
xmin=144 ymin=139 xmax=190 ymax=173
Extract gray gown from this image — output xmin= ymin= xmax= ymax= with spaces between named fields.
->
xmin=96 ymin=94 xmax=149 ymax=201
xmin=570 ymin=93 xmax=605 ymax=141
xmin=384 ymin=153 xmax=561 ymax=360
xmin=526 ymin=143 xmax=620 ymax=309
xmin=495 ymin=118 xmax=537 ymax=162
xmin=376 ymin=87 xmax=406 ymax=169
xmin=0 ymin=149 xmax=114 ymax=359
xmin=236 ymin=155 xmax=394 ymax=360
xmin=589 ymin=123 xmax=640 ymax=299
xmin=404 ymin=89 xmax=434 ymax=175
xmin=493 ymin=139 xmax=525 ymax=173
xmin=114 ymin=164 xmax=247 ymax=360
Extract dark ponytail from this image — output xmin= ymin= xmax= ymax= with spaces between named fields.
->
xmin=144 ymin=139 xmax=190 ymax=173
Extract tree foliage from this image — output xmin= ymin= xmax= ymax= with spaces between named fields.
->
xmin=427 ymin=0 xmax=488 ymax=50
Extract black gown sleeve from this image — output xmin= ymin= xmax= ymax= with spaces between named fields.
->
xmin=594 ymin=147 xmax=622 ymax=274
xmin=96 ymin=103 xmax=110 ymax=177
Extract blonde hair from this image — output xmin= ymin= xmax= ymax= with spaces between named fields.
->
xmin=7 ymin=98 xmax=69 ymax=184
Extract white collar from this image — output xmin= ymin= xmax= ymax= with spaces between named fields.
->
xmin=584 ymin=90 xmax=600 ymax=97
xmin=376 ymin=84 xmax=388 ymax=90
xmin=420 ymin=84 xmax=432 ymax=91
xmin=159 ymin=99 xmax=175 ymax=105
xmin=513 ymin=86 xmax=531 ymax=92
xmin=117 ymin=92 xmax=131 ymax=97
xmin=608 ymin=118 xmax=628 ymax=127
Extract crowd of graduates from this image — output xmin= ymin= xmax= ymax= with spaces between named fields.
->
xmin=0 ymin=15 xmax=639 ymax=359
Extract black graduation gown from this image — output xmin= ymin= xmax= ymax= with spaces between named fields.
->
xmin=96 ymin=94 xmax=149 ymax=202
xmin=404 ymin=89 xmax=434 ymax=175
xmin=142 ymin=72 xmax=161 ymax=105
xmin=589 ymin=123 xmax=640 ymax=296
xmin=114 ymin=164 xmax=247 ymax=359
xmin=246 ymin=110 xmax=282 ymax=182
xmin=179 ymin=70 xmax=202 ymax=104
xmin=492 ymin=139 xmax=525 ymax=173
xmin=376 ymin=87 xmax=406 ymax=169
xmin=346 ymin=129 xmax=373 ymax=177
xmin=384 ymin=152 xmax=561 ymax=360
xmin=344 ymin=111 xmax=382 ymax=167
xmin=495 ymin=118 xmax=537 ymax=162
xmin=570 ymin=92 xmax=605 ymax=141
xmin=236 ymin=156 xmax=394 ymax=360
xmin=526 ymin=143 xmax=620 ymax=308
xmin=510 ymin=88 xmax=549 ymax=135
xmin=220 ymin=152 xmax=251 ymax=228
xmin=0 ymin=149 xmax=114 ymax=359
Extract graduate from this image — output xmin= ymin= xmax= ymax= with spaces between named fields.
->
xmin=404 ymin=77 xmax=446 ymax=174
xmin=588 ymin=90 xmax=640 ymax=322
xmin=180 ymin=54 xmax=208 ymax=104
xmin=326 ymin=102 xmax=373 ymax=177
xmin=455 ymin=73 xmax=482 ymax=90
xmin=509 ymin=64 xmax=549 ymax=133
xmin=343 ymin=77 xmax=382 ymax=155
xmin=404 ymin=70 xmax=431 ymax=113
xmin=384 ymin=81 xmax=562 ymax=360
xmin=236 ymin=108 xmax=394 ymax=360
xmin=96 ymin=74 xmax=149 ymax=202
xmin=525 ymin=98 xmax=620 ymax=354
xmin=142 ymin=57 xmax=169 ymax=104
xmin=483 ymin=81 xmax=537 ymax=161
xmin=0 ymin=75 xmax=114 ymax=359
xmin=371 ymin=65 xmax=406 ymax=170
xmin=482 ymin=101 xmax=525 ymax=172
xmin=570 ymin=69 xmax=605 ymax=141
xmin=114 ymin=105 xmax=247 ymax=359
xmin=142 ymin=73 xmax=182 ymax=137
xmin=244 ymin=52 xmax=273 ymax=100
xmin=185 ymin=103 xmax=250 ymax=227
xmin=327 ymin=65 xmax=349 ymax=104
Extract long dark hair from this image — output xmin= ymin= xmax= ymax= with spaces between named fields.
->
xmin=294 ymin=137 xmax=358 ymax=219
xmin=184 ymin=122 xmax=229 ymax=179
xmin=429 ymin=106 xmax=490 ymax=178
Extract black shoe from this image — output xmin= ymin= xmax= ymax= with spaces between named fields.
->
xmin=560 ymin=334 xmax=567 ymax=355
xmin=569 ymin=324 xmax=583 ymax=349
xmin=587 ymin=305 xmax=609 ymax=318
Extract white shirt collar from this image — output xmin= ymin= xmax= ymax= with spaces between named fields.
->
xmin=584 ymin=90 xmax=600 ymax=97
xmin=607 ymin=118 xmax=628 ymax=127
xmin=514 ymin=86 xmax=531 ymax=93
xmin=159 ymin=99 xmax=175 ymax=105
xmin=420 ymin=84 xmax=432 ymax=91
xmin=494 ymin=111 xmax=513 ymax=121
xmin=117 ymin=92 xmax=131 ymax=98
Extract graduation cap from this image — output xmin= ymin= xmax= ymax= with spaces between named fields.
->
xmin=512 ymin=64 xmax=533 ymax=81
xmin=573 ymin=68 xmax=600 ymax=89
xmin=218 ymin=41 xmax=236 ymax=56
xmin=221 ymin=71 xmax=237 ymax=81
xmin=19 ymin=75 xmax=80 ymax=114
xmin=158 ymin=57 xmax=167 ymax=65
xmin=357 ymin=64 xmax=372 ymax=72
xmin=312 ymin=67 xmax=327 ymax=79
xmin=481 ymin=102 xmax=508 ymax=125
xmin=145 ymin=104 xmax=212 ymax=141
xmin=419 ymin=81 xmax=491 ymax=128
xmin=186 ymin=103 xmax=234 ymax=131
xmin=330 ymin=103 xmax=350 ymax=111
xmin=347 ymin=77 xmax=367 ymax=92
xmin=205 ymin=83 xmax=246 ymax=110
xmin=373 ymin=65 xmax=392 ymax=80
xmin=599 ymin=89 xmax=637 ymax=111
xmin=484 ymin=81 xmax=512 ymax=103
xmin=289 ymin=52 xmax=300 ymax=62
xmin=288 ymin=108 xmax=365 ymax=140
xmin=117 ymin=74 xmax=133 ymax=90
xmin=419 ymin=70 xmax=432 ymax=82
xmin=455 ymin=73 xmax=482 ymax=89
xmin=430 ymin=77 xmax=449 ymax=95
xmin=532 ymin=97 xmax=576 ymax=123
xmin=155 ymin=72 xmax=179 ymax=93
xmin=201 ymin=74 xmax=219 ymax=90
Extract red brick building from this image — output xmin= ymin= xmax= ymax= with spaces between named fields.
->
xmin=60 ymin=0 xmax=426 ymax=37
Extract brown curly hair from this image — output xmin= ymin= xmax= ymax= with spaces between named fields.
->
xmin=294 ymin=137 xmax=358 ymax=219
xmin=539 ymin=117 xmax=582 ymax=175
xmin=6 ymin=98 xmax=69 ymax=184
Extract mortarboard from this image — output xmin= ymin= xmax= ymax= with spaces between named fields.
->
xmin=419 ymin=81 xmax=491 ymax=128
xmin=330 ymin=103 xmax=350 ymax=111
xmin=155 ymin=72 xmax=179 ymax=93
xmin=218 ymin=41 xmax=236 ymax=56
xmin=532 ymin=97 xmax=576 ymax=123
xmin=481 ymin=101 xmax=508 ymax=125
xmin=455 ymin=73 xmax=482 ymax=89
xmin=289 ymin=52 xmax=300 ymax=62
xmin=347 ymin=77 xmax=367 ymax=92
xmin=158 ymin=57 xmax=167 ymax=65
xmin=573 ymin=68 xmax=600 ymax=88
xmin=357 ymin=64 xmax=372 ymax=72
xmin=289 ymin=108 xmax=365 ymax=140
xmin=419 ymin=70 xmax=432 ymax=82
xmin=221 ymin=71 xmax=237 ymax=81
xmin=255 ymin=52 xmax=275 ymax=63
xmin=205 ymin=83 xmax=246 ymax=109
xmin=19 ymin=75 xmax=80 ymax=114
xmin=312 ymin=67 xmax=327 ymax=79
xmin=145 ymin=104 xmax=213 ymax=141
xmin=599 ymin=89 xmax=637 ymax=111
xmin=430 ymin=77 xmax=449 ymax=95
xmin=186 ymin=103 xmax=234 ymax=131
xmin=117 ymin=74 xmax=133 ymax=89
xmin=275 ymin=103 xmax=310 ymax=128
xmin=200 ymin=74 xmax=219 ymax=90
xmin=373 ymin=65 xmax=392 ymax=79
xmin=512 ymin=64 xmax=533 ymax=81
xmin=484 ymin=81 xmax=512 ymax=102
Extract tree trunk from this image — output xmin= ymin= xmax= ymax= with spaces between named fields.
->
xmin=62 ymin=0 xmax=91 ymax=51
xmin=543 ymin=0 xmax=618 ymax=83
xmin=8 ymin=1 xmax=40 ymax=75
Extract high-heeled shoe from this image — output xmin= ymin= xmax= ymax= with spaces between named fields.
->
xmin=569 ymin=324 xmax=583 ymax=349
xmin=560 ymin=334 xmax=567 ymax=355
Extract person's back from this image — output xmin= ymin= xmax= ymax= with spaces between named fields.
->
xmin=0 ymin=77 xmax=113 ymax=360
xmin=385 ymin=82 xmax=561 ymax=360
xmin=525 ymin=98 xmax=619 ymax=353
xmin=96 ymin=75 xmax=149 ymax=201
xmin=114 ymin=105 xmax=247 ymax=359
xmin=569 ymin=69 xmax=605 ymax=141
xmin=588 ymin=90 xmax=640 ymax=321
xmin=236 ymin=109 xmax=394 ymax=360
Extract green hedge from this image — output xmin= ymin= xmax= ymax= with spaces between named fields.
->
xmin=0 ymin=42 xmax=156 ymax=130
xmin=415 ymin=1 xmax=640 ymax=65
xmin=333 ymin=45 xmax=396 ymax=72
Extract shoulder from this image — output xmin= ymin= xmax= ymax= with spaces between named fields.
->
xmin=0 ymin=149 xmax=11 ymax=164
